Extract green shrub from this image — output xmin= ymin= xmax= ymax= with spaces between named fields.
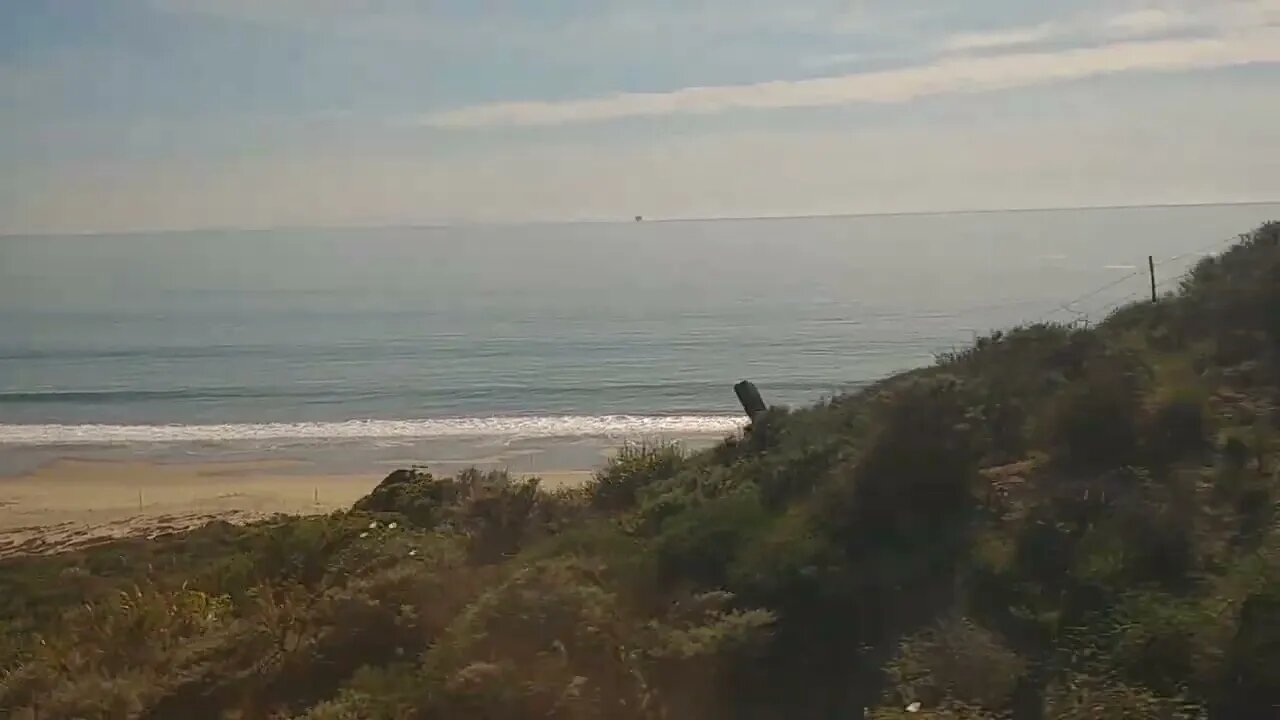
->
xmin=655 ymin=490 xmax=770 ymax=587
xmin=590 ymin=441 xmax=686 ymax=511
xmin=729 ymin=507 xmax=833 ymax=601
xmin=867 ymin=700 xmax=1005 ymax=719
xmin=1146 ymin=394 xmax=1208 ymax=465
xmin=354 ymin=468 xmax=579 ymax=564
xmin=1046 ymin=359 xmax=1144 ymax=469
xmin=420 ymin=559 xmax=772 ymax=720
xmin=1042 ymin=674 xmax=1201 ymax=720
xmin=353 ymin=468 xmax=456 ymax=524
xmin=0 ymin=585 xmax=233 ymax=715
xmin=1107 ymin=592 xmax=1218 ymax=696
xmin=880 ymin=618 xmax=1026 ymax=712
xmin=831 ymin=377 xmax=980 ymax=551
xmin=1218 ymin=588 xmax=1280 ymax=718
xmin=5 ymin=222 xmax=1280 ymax=720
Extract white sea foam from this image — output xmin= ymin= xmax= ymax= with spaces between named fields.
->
xmin=0 ymin=415 xmax=747 ymax=446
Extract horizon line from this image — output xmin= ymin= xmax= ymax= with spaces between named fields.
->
xmin=3 ymin=199 xmax=1279 ymax=239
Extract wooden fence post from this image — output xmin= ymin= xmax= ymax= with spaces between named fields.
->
xmin=1149 ymin=255 xmax=1157 ymax=303
xmin=734 ymin=380 xmax=767 ymax=421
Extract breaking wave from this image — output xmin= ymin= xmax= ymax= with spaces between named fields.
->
xmin=0 ymin=415 xmax=747 ymax=446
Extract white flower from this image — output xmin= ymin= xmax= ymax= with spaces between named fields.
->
xmin=906 ymin=701 xmax=922 ymax=713
xmin=368 ymin=521 xmax=379 ymax=530
xmin=387 ymin=522 xmax=398 ymax=530
xmin=359 ymin=532 xmax=370 ymax=539
xmin=408 ymin=549 xmax=418 ymax=557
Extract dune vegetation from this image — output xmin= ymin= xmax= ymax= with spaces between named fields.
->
xmin=2 ymin=223 xmax=1279 ymax=719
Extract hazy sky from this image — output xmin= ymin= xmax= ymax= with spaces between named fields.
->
xmin=2 ymin=0 xmax=1279 ymax=233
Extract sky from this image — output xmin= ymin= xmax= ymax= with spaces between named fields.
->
xmin=2 ymin=0 xmax=1279 ymax=233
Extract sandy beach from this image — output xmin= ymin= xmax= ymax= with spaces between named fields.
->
xmin=0 ymin=457 xmax=594 ymax=559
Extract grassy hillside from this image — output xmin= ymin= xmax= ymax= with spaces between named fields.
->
xmin=3 ymin=222 xmax=1279 ymax=719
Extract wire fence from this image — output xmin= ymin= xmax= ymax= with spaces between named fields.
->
xmin=1042 ymin=230 xmax=1242 ymax=326
xmin=926 ymin=229 xmax=1245 ymax=359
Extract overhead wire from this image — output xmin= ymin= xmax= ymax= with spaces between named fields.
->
xmin=1028 ymin=268 xmax=1146 ymax=326
xmin=1028 ymin=228 xmax=1243 ymax=327
xmin=927 ymin=228 xmax=1247 ymax=356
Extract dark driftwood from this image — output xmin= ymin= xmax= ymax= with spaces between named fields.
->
xmin=734 ymin=380 xmax=767 ymax=420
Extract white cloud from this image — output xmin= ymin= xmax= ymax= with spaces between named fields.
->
xmin=1105 ymin=0 xmax=1280 ymax=35
xmin=1105 ymin=8 xmax=1196 ymax=38
xmin=147 ymin=0 xmax=868 ymax=38
xmin=13 ymin=81 xmax=1280 ymax=234
xmin=941 ymin=23 xmax=1060 ymax=52
xmin=9 ymin=0 xmax=1280 ymax=233
xmin=146 ymin=0 xmax=345 ymax=25
xmin=934 ymin=1 xmax=1280 ymax=59
xmin=422 ymin=28 xmax=1280 ymax=128
xmin=801 ymin=52 xmax=868 ymax=69
xmin=145 ymin=0 xmax=409 ymax=23
xmin=1218 ymin=0 xmax=1280 ymax=27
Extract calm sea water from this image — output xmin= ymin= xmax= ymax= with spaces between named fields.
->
xmin=2 ymin=204 xmax=1278 ymax=452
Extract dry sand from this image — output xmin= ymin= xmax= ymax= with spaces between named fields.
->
xmin=0 ymin=458 xmax=593 ymax=559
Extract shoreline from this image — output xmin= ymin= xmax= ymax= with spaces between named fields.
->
xmin=0 ymin=431 xmax=730 ymax=559
xmin=0 ymin=428 xmax=733 ymax=476
xmin=0 ymin=452 xmax=603 ymax=560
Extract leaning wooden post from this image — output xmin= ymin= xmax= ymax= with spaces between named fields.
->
xmin=1149 ymin=255 xmax=1157 ymax=303
xmin=734 ymin=380 xmax=767 ymax=421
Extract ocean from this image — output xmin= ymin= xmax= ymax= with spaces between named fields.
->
xmin=2 ymin=204 xmax=1278 ymax=471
